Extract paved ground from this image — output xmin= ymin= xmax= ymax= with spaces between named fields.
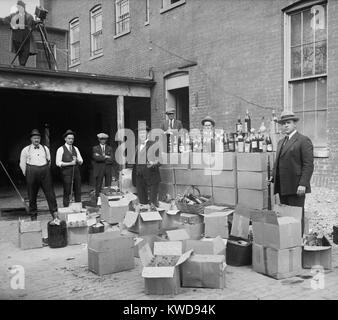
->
xmin=1 ymin=186 xmax=338 ymax=300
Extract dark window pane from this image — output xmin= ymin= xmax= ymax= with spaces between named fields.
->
xmin=315 ymin=40 xmax=327 ymax=75
xmin=291 ymin=46 xmax=301 ymax=78
xmin=303 ymin=9 xmax=313 ymax=44
xmin=291 ymin=13 xmax=301 ymax=46
xmin=292 ymin=82 xmax=303 ymax=112
xmin=303 ymin=44 xmax=314 ymax=77
xmin=304 ymin=80 xmax=315 ymax=111
xmin=317 ymin=77 xmax=327 ymax=109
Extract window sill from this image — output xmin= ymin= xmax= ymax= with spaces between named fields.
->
xmin=89 ymin=52 xmax=103 ymax=61
xmin=114 ymin=30 xmax=131 ymax=39
xmin=69 ymin=61 xmax=81 ymax=68
xmin=160 ymin=0 xmax=186 ymax=14
xmin=314 ymin=148 xmax=329 ymax=158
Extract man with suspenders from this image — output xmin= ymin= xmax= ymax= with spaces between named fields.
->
xmin=56 ymin=129 xmax=83 ymax=207
xmin=19 ymin=129 xmax=58 ymax=221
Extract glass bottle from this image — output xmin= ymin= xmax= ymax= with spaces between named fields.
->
xmin=244 ymin=133 xmax=251 ymax=153
xmin=236 ymin=116 xmax=242 ymax=133
xmin=250 ymin=128 xmax=258 ymax=152
xmin=244 ymin=109 xmax=251 ymax=134
xmin=237 ymin=131 xmax=244 ymax=153
xmin=228 ymin=133 xmax=236 ymax=152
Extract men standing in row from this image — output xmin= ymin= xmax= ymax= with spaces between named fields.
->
xmin=19 ymin=129 xmax=57 ymax=220
xmin=132 ymin=125 xmax=161 ymax=207
xmin=92 ymin=133 xmax=116 ymax=200
xmin=271 ymin=111 xmax=314 ymax=235
xmin=56 ymin=130 xmax=83 ymax=207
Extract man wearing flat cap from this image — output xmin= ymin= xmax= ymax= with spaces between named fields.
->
xmin=19 ymin=129 xmax=58 ymax=220
xmin=270 ymin=110 xmax=314 ymax=235
xmin=56 ymin=130 xmax=83 ymax=207
xmin=92 ymin=133 xmax=116 ymax=200
xmin=201 ymin=116 xmax=216 ymax=153
xmin=0 ymin=1 xmax=36 ymax=66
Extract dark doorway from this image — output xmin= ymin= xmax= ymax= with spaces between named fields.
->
xmin=168 ymin=87 xmax=189 ymax=130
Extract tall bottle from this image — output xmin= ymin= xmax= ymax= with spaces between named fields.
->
xmin=223 ymin=132 xmax=230 ymax=152
xmin=228 ymin=133 xmax=236 ymax=152
xmin=236 ymin=116 xmax=242 ymax=133
xmin=237 ymin=132 xmax=244 ymax=153
xmin=250 ymin=128 xmax=258 ymax=152
xmin=244 ymin=110 xmax=251 ymax=134
xmin=244 ymin=133 xmax=251 ymax=153
xmin=259 ymin=116 xmax=267 ymax=137
xmin=266 ymin=133 xmax=273 ymax=152
xmin=258 ymin=130 xmax=264 ymax=153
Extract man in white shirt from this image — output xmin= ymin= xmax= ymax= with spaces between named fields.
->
xmin=19 ymin=129 xmax=57 ymax=221
xmin=56 ymin=129 xmax=83 ymax=207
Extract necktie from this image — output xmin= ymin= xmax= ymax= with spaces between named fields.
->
xmin=279 ymin=136 xmax=289 ymax=154
xmin=69 ymin=145 xmax=72 ymax=153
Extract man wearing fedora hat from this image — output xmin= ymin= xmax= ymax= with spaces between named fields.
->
xmin=160 ymin=108 xmax=183 ymax=132
xmin=92 ymin=133 xmax=117 ymax=200
xmin=201 ymin=116 xmax=216 ymax=153
xmin=19 ymin=129 xmax=58 ymax=220
xmin=270 ymin=110 xmax=314 ymax=234
xmin=56 ymin=129 xmax=83 ymax=207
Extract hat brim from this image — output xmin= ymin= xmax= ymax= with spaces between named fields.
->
xmin=277 ymin=117 xmax=299 ymax=124
xmin=63 ymin=131 xmax=76 ymax=138
xmin=201 ymin=119 xmax=215 ymax=126
xmin=30 ymin=133 xmax=41 ymax=137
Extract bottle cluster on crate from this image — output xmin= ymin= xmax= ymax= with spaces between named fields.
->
xmin=165 ymin=109 xmax=279 ymax=153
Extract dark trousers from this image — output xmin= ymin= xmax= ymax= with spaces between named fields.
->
xmin=61 ymin=166 xmax=81 ymax=207
xmin=279 ymin=194 xmax=306 ymax=235
xmin=135 ymin=174 xmax=159 ymax=206
xmin=26 ymin=164 xmax=57 ymax=218
xmin=95 ymin=165 xmax=116 ymax=197
xmin=13 ymin=40 xmax=30 ymax=66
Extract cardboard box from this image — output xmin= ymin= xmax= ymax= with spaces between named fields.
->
xmin=212 ymin=187 xmax=237 ymax=206
xmin=180 ymin=213 xmax=204 ymax=225
xmin=184 ymin=236 xmax=226 ymax=255
xmin=181 ymin=254 xmax=226 ymax=289
xmin=230 ymin=205 xmax=252 ymax=240
xmin=204 ymin=205 xmax=229 ymax=215
xmin=67 ymin=226 xmax=88 ymax=245
xmin=69 ymin=202 xmax=83 ymax=212
xmin=57 ymin=207 xmax=75 ymax=221
xmin=203 ymin=211 xmax=233 ymax=238
xmin=100 ymin=193 xmax=129 ymax=224
xmin=211 ymin=170 xmax=237 ymax=188
xmin=252 ymin=243 xmax=302 ymax=279
xmin=211 ymin=152 xmax=236 ymax=171
xmin=237 ymin=171 xmax=267 ymax=190
xmin=139 ymin=241 xmax=193 ymax=295
xmin=251 ymin=210 xmax=302 ymax=250
xmin=169 ymin=152 xmax=190 ymax=169
xmin=134 ymin=235 xmax=165 ymax=258
xmin=160 ymin=209 xmax=181 ymax=231
xmin=238 ymin=189 xmax=268 ymax=210
xmin=18 ymin=220 xmax=42 ymax=250
xmin=66 ymin=212 xmax=87 ymax=228
xmin=166 ymin=229 xmax=190 ymax=241
xmin=175 ymin=169 xmax=212 ymax=187
xmin=302 ymin=236 xmax=332 ymax=270
xmin=190 ymin=152 xmax=212 ymax=169
xmin=178 ymin=222 xmax=204 ymax=240
xmin=159 ymin=167 xmax=175 ymax=184
xmin=88 ymin=231 xmax=134 ymax=275
xmin=123 ymin=211 xmax=162 ymax=236
xmin=237 ymin=153 xmax=272 ymax=172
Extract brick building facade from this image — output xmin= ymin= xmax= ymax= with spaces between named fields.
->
xmin=5 ymin=0 xmax=338 ymax=188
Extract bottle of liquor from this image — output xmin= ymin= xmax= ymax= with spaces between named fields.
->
xmin=236 ymin=116 xmax=242 ymax=133
xmin=259 ymin=116 xmax=267 ymax=137
xmin=178 ymin=136 xmax=184 ymax=153
xmin=266 ymin=134 xmax=273 ymax=152
xmin=244 ymin=133 xmax=251 ymax=153
xmin=250 ymin=128 xmax=258 ymax=152
xmin=258 ymin=130 xmax=264 ymax=152
xmin=237 ymin=131 xmax=244 ymax=153
xmin=223 ymin=132 xmax=230 ymax=152
xmin=172 ymin=134 xmax=178 ymax=153
xmin=272 ymin=109 xmax=278 ymax=134
xmin=228 ymin=133 xmax=236 ymax=152
xmin=244 ymin=110 xmax=251 ymax=134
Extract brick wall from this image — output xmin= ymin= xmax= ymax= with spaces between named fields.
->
xmin=36 ymin=0 xmax=338 ymax=188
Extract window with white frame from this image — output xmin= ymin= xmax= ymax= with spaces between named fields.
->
xmin=145 ymin=0 xmax=150 ymax=24
xmin=90 ymin=5 xmax=103 ymax=56
xmin=115 ymin=0 xmax=130 ymax=36
xmin=69 ymin=18 xmax=80 ymax=65
xmin=284 ymin=1 xmax=327 ymax=149
xmin=161 ymin=0 xmax=185 ymax=13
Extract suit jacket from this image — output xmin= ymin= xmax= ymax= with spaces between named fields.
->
xmin=272 ymin=132 xmax=314 ymax=196
xmin=92 ymin=144 xmax=114 ymax=178
xmin=160 ymin=119 xmax=183 ymax=131
xmin=132 ymin=140 xmax=161 ymax=187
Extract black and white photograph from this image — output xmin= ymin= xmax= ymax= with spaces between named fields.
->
xmin=0 ymin=0 xmax=337 ymax=306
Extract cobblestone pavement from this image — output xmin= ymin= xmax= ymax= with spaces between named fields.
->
xmin=0 ymin=213 xmax=338 ymax=300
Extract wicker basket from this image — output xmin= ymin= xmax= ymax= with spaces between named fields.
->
xmin=175 ymin=185 xmax=212 ymax=215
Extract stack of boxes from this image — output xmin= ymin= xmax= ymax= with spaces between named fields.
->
xmin=251 ymin=208 xmax=302 ymax=279
xmin=18 ymin=220 xmax=42 ymax=250
xmin=237 ymin=153 xmax=274 ymax=210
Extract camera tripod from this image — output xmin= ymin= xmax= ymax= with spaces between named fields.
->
xmin=11 ymin=20 xmax=58 ymax=71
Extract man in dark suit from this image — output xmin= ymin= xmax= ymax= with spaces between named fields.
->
xmin=271 ymin=111 xmax=314 ymax=235
xmin=92 ymin=133 xmax=116 ymax=198
xmin=160 ymin=108 xmax=183 ymax=153
xmin=0 ymin=1 xmax=36 ymax=66
xmin=201 ymin=115 xmax=216 ymax=153
xmin=132 ymin=125 xmax=161 ymax=207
